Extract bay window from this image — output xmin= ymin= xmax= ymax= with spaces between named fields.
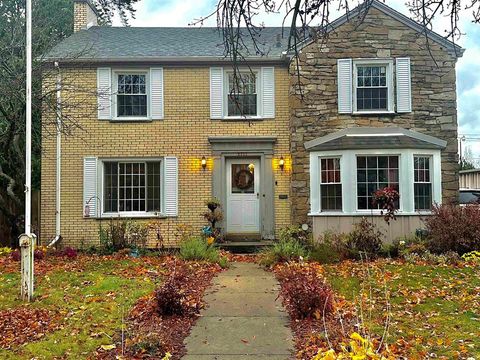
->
xmin=309 ymin=149 xmax=442 ymax=215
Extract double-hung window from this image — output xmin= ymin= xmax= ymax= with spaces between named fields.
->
xmin=103 ymin=161 xmax=161 ymax=214
xmin=115 ymin=73 xmax=148 ymax=118
xmin=356 ymin=155 xmax=399 ymax=210
xmin=320 ymin=158 xmax=342 ymax=211
xmin=414 ymin=156 xmax=432 ymax=210
xmin=227 ymin=72 xmax=258 ymax=117
xmin=353 ymin=60 xmax=393 ymax=113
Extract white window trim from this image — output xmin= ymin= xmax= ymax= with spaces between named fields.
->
xmin=318 ymin=156 xmax=343 ymax=212
xmin=98 ymin=157 xmax=166 ymax=218
xmin=309 ymin=148 xmax=442 ymax=216
xmin=223 ymin=68 xmax=263 ymax=120
xmin=352 ymin=59 xmax=394 ymax=114
xmin=112 ymin=69 xmax=150 ymax=121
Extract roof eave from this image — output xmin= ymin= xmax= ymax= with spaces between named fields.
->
xmin=42 ymin=55 xmax=289 ymax=65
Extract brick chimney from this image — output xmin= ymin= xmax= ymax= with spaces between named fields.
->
xmin=73 ymin=0 xmax=99 ymax=32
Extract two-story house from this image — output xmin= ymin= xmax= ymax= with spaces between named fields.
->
xmin=41 ymin=0 xmax=462 ymax=247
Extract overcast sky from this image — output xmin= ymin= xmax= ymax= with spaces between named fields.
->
xmin=116 ymin=0 xmax=480 ymax=160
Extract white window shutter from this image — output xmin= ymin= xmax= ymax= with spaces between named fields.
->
xmin=164 ymin=157 xmax=178 ymax=216
xmin=337 ymin=59 xmax=353 ymax=114
xmin=396 ymin=58 xmax=412 ymax=113
xmin=261 ymin=67 xmax=275 ymax=118
xmin=210 ymin=67 xmax=224 ymax=119
xmin=150 ymin=68 xmax=164 ymax=119
xmin=97 ymin=68 xmax=111 ymax=119
xmin=83 ymin=157 xmax=98 ymax=217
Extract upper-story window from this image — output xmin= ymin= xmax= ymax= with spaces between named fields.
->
xmin=337 ymin=58 xmax=411 ymax=114
xmin=209 ymin=67 xmax=275 ymax=120
xmin=227 ymin=72 xmax=258 ymax=117
xmin=115 ymin=73 xmax=148 ymax=118
xmin=353 ymin=60 xmax=393 ymax=113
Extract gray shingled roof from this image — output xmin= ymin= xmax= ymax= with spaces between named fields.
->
xmin=45 ymin=27 xmax=290 ymax=62
xmin=305 ymin=127 xmax=447 ymax=151
xmin=45 ymin=0 xmax=462 ymax=63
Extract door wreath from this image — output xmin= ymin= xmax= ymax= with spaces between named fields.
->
xmin=234 ymin=169 xmax=254 ymax=189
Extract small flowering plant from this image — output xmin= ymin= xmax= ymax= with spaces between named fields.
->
xmin=372 ymin=187 xmax=400 ymax=224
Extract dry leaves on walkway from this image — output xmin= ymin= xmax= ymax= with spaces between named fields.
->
xmin=0 ymin=307 xmax=63 ymax=349
xmin=95 ymin=258 xmax=224 ymax=360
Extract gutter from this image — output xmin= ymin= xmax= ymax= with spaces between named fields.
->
xmin=42 ymin=55 xmax=290 ymax=65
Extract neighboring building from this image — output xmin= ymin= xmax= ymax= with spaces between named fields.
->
xmin=41 ymin=0 xmax=463 ymax=247
xmin=459 ymin=169 xmax=480 ymax=190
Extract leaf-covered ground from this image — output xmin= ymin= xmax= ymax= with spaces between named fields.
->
xmin=273 ymin=259 xmax=480 ymax=359
xmin=0 ymin=254 xmax=220 ymax=359
xmin=324 ymin=259 xmax=480 ymax=359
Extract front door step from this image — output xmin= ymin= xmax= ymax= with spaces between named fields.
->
xmin=218 ymin=240 xmax=273 ymax=254
xmin=225 ymin=233 xmax=262 ymax=242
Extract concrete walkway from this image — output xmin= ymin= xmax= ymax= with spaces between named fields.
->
xmin=183 ymin=262 xmax=293 ymax=359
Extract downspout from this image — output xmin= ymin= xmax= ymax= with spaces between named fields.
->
xmin=49 ymin=62 xmax=62 ymax=248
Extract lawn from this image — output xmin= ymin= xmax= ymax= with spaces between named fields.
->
xmin=324 ymin=259 xmax=480 ymax=359
xmin=0 ymin=255 xmax=167 ymax=359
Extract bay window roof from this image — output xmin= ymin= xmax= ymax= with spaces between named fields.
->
xmin=304 ymin=127 xmax=447 ymax=152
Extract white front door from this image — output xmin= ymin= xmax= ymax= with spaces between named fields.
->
xmin=226 ymin=159 xmax=260 ymax=233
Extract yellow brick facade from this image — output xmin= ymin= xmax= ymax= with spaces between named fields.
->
xmin=41 ymin=65 xmax=292 ymax=248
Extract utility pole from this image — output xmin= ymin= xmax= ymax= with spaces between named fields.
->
xmin=20 ymin=0 xmax=35 ymax=302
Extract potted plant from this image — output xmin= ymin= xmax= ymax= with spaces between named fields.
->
xmin=205 ymin=198 xmax=221 ymax=212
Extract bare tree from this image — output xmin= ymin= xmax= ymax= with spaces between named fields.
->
xmin=192 ymin=0 xmax=475 ymax=98
xmin=0 ymin=0 xmax=137 ymax=245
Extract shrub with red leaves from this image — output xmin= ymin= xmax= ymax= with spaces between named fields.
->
xmin=62 ymin=247 xmax=77 ymax=259
xmin=372 ymin=187 xmax=400 ymax=224
xmin=424 ymin=204 xmax=480 ymax=254
xmin=10 ymin=250 xmax=20 ymax=261
xmin=277 ymin=264 xmax=334 ymax=319
xmin=34 ymin=249 xmax=44 ymax=260
xmin=156 ymin=268 xmax=190 ymax=316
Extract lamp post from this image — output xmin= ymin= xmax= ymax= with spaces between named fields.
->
xmin=20 ymin=0 xmax=35 ymax=302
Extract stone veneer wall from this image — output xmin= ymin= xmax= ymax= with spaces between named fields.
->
xmin=289 ymin=7 xmax=460 ymax=225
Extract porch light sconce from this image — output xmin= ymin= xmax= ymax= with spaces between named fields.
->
xmin=201 ymin=156 xmax=207 ymax=170
xmin=279 ymin=156 xmax=285 ymax=171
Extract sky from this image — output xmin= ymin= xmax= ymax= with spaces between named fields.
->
xmin=115 ymin=0 xmax=480 ymax=161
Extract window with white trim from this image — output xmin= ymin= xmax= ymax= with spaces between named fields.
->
xmin=356 ymin=155 xmax=399 ymax=210
xmin=114 ymin=72 xmax=148 ymax=118
xmin=320 ymin=158 xmax=342 ymax=211
xmin=227 ymin=72 xmax=258 ymax=116
xmin=309 ymin=149 xmax=441 ymax=215
xmin=414 ymin=156 xmax=432 ymax=210
xmin=103 ymin=161 xmax=161 ymax=214
xmin=353 ymin=60 xmax=393 ymax=113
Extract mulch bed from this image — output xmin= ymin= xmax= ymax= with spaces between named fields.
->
xmin=0 ymin=307 xmax=63 ymax=349
xmin=94 ymin=258 xmax=224 ymax=360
